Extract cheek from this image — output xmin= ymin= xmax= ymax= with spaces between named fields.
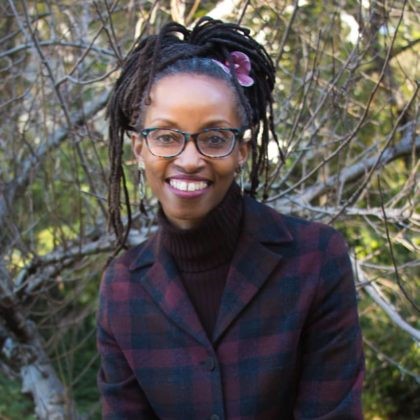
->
xmin=215 ymin=153 xmax=243 ymax=176
xmin=142 ymin=157 xmax=167 ymax=184
xmin=216 ymin=163 xmax=238 ymax=177
xmin=144 ymin=164 xmax=162 ymax=182
xmin=210 ymin=163 xmax=239 ymax=185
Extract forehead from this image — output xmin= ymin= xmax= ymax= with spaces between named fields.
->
xmin=151 ymin=72 xmax=235 ymax=99
xmin=143 ymin=73 xmax=240 ymax=126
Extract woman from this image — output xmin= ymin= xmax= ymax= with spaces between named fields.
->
xmin=98 ymin=17 xmax=364 ymax=419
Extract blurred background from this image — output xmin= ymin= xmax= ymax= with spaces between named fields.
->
xmin=0 ymin=0 xmax=418 ymax=418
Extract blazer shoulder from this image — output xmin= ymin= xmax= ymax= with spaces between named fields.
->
xmin=102 ymin=236 xmax=154 ymax=284
xmin=245 ymin=197 xmax=348 ymax=251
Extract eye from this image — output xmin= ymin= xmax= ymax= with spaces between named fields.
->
xmin=157 ymin=134 xmax=176 ymax=144
xmin=208 ymin=136 xmax=227 ymax=146
xmin=200 ymin=130 xmax=230 ymax=148
xmin=151 ymin=130 xmax=183 ymax=146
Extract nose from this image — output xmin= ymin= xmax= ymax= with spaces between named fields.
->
xmin=174 ymin=139 xmax=205 ymax=173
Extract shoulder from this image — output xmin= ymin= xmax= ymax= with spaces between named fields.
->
xmin=243 ymin=195 xmax=348 ymax=253
xmin=113 ymin=239 xmax=151 ymax=267
xmin=100 ymin=235 xmax=155 ymax=288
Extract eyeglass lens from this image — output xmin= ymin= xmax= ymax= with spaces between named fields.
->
xmin=146 ymin=129 xmax=236 ymax=157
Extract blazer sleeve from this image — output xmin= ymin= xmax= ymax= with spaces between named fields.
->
xmin=97 ymin=264 xmax=158 ymax=420
xmin=294 ymin=229 xmax=365 ymax=419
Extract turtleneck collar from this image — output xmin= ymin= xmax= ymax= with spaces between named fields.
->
xmin=158 ymin=182 xmax=243 ymax=273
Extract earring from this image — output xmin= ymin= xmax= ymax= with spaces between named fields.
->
xmin=237 ymin=165 xmax=245 ymax=196
xmin=138 ymin=161 xmax=147 ymax=214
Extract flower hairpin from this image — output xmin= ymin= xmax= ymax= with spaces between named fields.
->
xmin=212 ymin=51 xmax=254 ymax=87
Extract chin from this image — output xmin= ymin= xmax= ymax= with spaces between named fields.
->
xmin=164 ymin=207 xmax=208 ymax=229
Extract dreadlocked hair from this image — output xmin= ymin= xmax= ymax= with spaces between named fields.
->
xmin=106 ymin=16 xmax=277 ymax=246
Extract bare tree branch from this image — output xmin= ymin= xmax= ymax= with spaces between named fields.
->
xmin=270 ymin=126 xmax=419 ymax=207
xmin=0 ymin=40 xmax=116 ymax=60
xmin=352 ymin=257 xmax=420 ymax=342
xmin=0 ymin=90 xmax=110 ymax=231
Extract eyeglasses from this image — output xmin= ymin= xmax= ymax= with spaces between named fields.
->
xmin=140 ymin=127 xmax=244 ymax=158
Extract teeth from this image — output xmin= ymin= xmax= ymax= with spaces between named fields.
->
xmin=170 ymin=180 xmax=208 ymax=192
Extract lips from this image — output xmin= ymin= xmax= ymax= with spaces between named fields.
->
xmin=169 ymin=179 xmax=209 ymax=192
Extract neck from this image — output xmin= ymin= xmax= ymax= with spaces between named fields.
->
xmin=158 ymin=182 xmax=243 ymax=272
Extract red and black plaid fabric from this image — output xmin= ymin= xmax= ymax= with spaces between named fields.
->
xmin=97 ymin=196 xmax=364 ymax=419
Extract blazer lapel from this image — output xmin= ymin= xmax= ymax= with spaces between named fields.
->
xmin=129 ymin=197 xmax=293 ymax=348
xmin=212 ymin=197 xmax=293 ymax=343
xmin=129 ymin=234 xmax=210 ymax=348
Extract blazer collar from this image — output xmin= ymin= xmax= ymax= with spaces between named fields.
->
xmin=129 ymin=196 xmax=293 ymax=271
xmin=211 ymin=196 xmax=293 ymax=342
xmin=129 ymin=233 xmax=210 ymax=347
xmin=240 ymin=195 xmax=293 ymax=245
xmin=129 ymin=196 xmax=294 ymax=346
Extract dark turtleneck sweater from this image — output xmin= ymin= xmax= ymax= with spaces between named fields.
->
xmin=158 ymin=182 xmax=243 ymax=338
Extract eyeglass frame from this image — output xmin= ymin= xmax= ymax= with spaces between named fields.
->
xmin=139 ymin=127 xmax=246 ymax=159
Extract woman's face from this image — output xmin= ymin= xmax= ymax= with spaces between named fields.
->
xmin=132 ymin=73 xmax=248 ymax=230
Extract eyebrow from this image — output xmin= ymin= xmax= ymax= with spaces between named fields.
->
xmin=147 ymin=118 xmax=234 ymax=129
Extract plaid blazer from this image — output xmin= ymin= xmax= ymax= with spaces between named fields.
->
xmin=97 ymin=196 xmax=364 ymax=419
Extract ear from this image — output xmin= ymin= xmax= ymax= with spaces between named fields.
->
xmin=131 ymin=132 xmax=144 ymax=163
xmin=237 ymin=140 xmax=250 ymax=167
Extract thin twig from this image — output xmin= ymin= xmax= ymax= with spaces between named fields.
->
xmin=377 ymin=175 xmax=420 ymax=313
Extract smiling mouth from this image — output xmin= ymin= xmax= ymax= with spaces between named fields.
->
xmin=169 ymin=179 xmax=210 ymax=192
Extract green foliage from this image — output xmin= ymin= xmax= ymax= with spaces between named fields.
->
xmin=38 ymin=268 xmax=103 ymax=418
xmin=58 ymin=315 xmax=101 ymax=419
xmin=0 ymin=376 xmax=35 ymax=419
xmin=361 ymin=301 xmax=420 ymax=419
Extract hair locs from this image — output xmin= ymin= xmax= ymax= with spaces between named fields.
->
xmin=106 ymin=16 xmax=278 ymax=246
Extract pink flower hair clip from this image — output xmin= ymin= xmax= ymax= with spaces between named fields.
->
xmin=212 ymin=51 xmax=254 ymax=87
